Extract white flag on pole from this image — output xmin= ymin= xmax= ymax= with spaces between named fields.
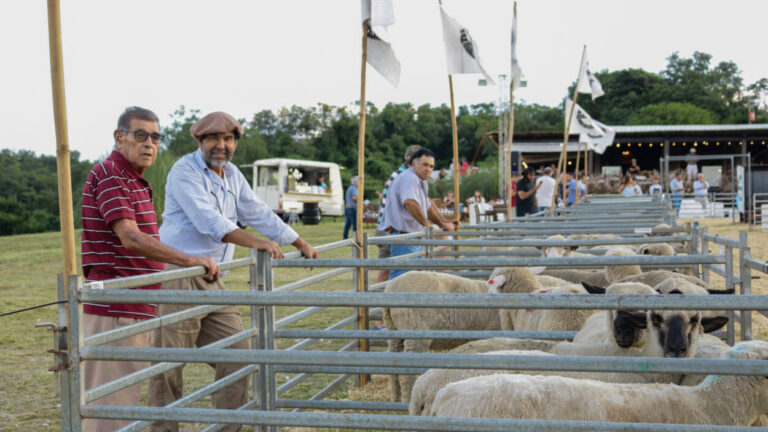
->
xmin=566 ymin=98 xmax=614 ymax=154
xmin=510 ymin=5 xmax=522 ymax=89
xmin=576 ymin=49 xmax=604 ymax=99
xmin=580 ymin=119 xmax=615 ymax=155
xmin=439 ymin=6 xmax=496 ymax=85
xmin=361 ymin=0 xmax=400 ymax=87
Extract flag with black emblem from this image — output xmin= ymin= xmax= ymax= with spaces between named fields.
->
xmin=576 ymin=48 xmax=604 ymax=99
xmin=439 ymin=5 xmax=495 ymax=85
xmin=565 ymin=99 xmax=614 ymax=154
xmin=361 ymin=0 xmax=400 ymax=87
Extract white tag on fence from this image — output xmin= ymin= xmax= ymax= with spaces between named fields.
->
xmin=90 ymin=281 xmax=104 ymax=290
xmin=634 ymin=227 xmax=652 ymax=234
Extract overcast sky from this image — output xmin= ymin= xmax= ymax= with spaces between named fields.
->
xmin=2 ymin=0 xmax=767 ymax=161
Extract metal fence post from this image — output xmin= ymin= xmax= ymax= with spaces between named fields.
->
xmin=725 ymin=244 xmax=735 ymax=346
xmin=701 ymin=227 xmax=710 ymax=285
xmin=66 ymin=275 xmax=83 ymax=432
xmin=739 ymin=231 xmax=752 ymax=341
xmin=58 ymin=274 xmax=72 ymax=432
xmin=249 ymin=249 xmax=261 ymax=415
xmin=255 ymin=250 xmax=268 ymax=432
xmin=357 ymin=233 xmax=370 ymax=387
xmin=264 ymin=253 xmax=277 ymax=432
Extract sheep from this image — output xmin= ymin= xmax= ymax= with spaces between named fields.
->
xmin=539 ymin=268 xmax=609 ymax=286
xmin=535 ymin=274 xmax=571 ymax=288
xmin=408 ymin=299 xmax=728 ymax=416
xmin=637 ymin=242 xmax=694 ymax=275
xmin=409 ymin=349 xmax=554 ymax=416
xmin=603 ymin=246 xmax=643 ymax=283
xmin=647 ymin=223 xmax=687 ymax=253
xmin=448 ymin=337 xmax=559 ymax=355
xmin=487 ymin=267 xmax=594 ymax=332
xmin=431 ymin=341 xmax=768 ymax=427
xmin=383 ymin=271 xmax=501 ymax=402
xmin=604 ymin=247 xmax=709 ymax=288
xmin=538 ymin=234 xmax=590 ymax=258
xmin=571 ymin=282 xmax=657 ymax=348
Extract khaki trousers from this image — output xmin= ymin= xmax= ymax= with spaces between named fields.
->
xmin=83 ymin=314 xmax=152 ymax=432
xmin=149 ymin=265 xmax=250 ymax=432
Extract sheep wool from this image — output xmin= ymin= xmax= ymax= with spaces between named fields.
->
xmin=383 ymin=271 xmax=501 ymax=402
xmin=431 ymin=341 xmax=768 ymax=427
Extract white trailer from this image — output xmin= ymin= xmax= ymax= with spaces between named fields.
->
xmin=248 ymin=158 xmax=345 ymax=218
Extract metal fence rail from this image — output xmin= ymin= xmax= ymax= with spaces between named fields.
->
xmin=54 ymin=196 xmax=768 ymax=431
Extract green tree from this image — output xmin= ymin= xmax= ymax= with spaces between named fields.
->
xmin=627 ymin=102 xmax=715 ymax=125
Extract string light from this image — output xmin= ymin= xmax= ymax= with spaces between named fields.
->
xmin=660 ymin=142 xmax=665 ymax=147
xmin=682 ymin=142 xmax=687 ymax=147
xmin=615 ymin=143 xmax=620 ymax=148
xmin=638 ymin=143 xmax=642 ymax=147
xmin=627 ymin=143 xmax=632 ymax=147
xmin=728 ymin=141 xmax=732 ymax=146
xmin=649 ymin=143 xmax=653 ymax=148
xmin=693 ymin=141 xmax=698 ymax=146
xmin=739 ymin=141 xmax=743 ymax=145
xmin=671 ymin=142 xmax=676 ymax=146
xmin=716 ymin=141 xmax=720 ymax=146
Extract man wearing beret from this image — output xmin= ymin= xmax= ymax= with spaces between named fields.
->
xmin=149 ymin=111 xmax=318 ymax=432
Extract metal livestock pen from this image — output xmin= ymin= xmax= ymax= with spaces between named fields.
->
xmin=50 ymin=195 xmax=768 ymax=431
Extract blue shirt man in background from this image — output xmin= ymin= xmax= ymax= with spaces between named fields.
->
xmin=383 ymin=148 xmax=456 ymax=280
xmin=343 ymin=176 xmax=359 ymax=239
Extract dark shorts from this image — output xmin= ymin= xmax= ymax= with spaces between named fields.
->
xmin=375 ymin=229 xmax=391 ymax=258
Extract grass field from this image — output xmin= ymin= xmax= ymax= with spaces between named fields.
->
xmin=0 ymin=217 xmax=766 ymax=431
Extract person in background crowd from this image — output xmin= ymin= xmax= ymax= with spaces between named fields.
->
xmin=649 ymin=178 xmax=663 ymax=195
xmin=516 ymin=168 xmax=541 ymax=216
xmin=316 ymin=174 xmax=327 ymax=192
xmin=686 ymin=148 xmax=699 ymax=180
xmin=621 ymin=176 xmax=637 ymax=196
xmin=149 ymin=111 xmax=318 ymax=432
xmin=535 ymin=167 xmax=556 ymax=213
xmin=565 ymin=172 xmax=582 ymax=206
xmin=507 ymin=172 xmax=521 ymax=215
xmin=343 ymin=176 xmax=359 ymax=239
xmin=466 ymin=189 xmax=485 ymax=206
xmin=383 ymin=148 xmax=457 ymax=280
xmin=693 ymin=173 xmax=710 ymax=210
xmin=627 ymin=158 xmax=641 ymax=176
xmin=632 ymin=175 xmax=643 ymax=195
xmin=80 ymin=106 xmax=219 ymax=432
xmin=373 ymin=145 xmax=422 ymax=285
xmin=438 ymin=167 xmax=449 ymax=180
xmin=442 ymin=191 xmax=456 ymax=208
xmin=459 ymin=156 xmax=469 ymax=176
xmin=670 ymin=170 xmax=685 ymax=216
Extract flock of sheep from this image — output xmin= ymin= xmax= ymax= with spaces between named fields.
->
xmin=380 ymin=227 xmax=768 ymax=427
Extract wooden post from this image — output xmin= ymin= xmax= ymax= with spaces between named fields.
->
xmin=506 ymin=79 xmax=515 ymax=221
xmin=47 ymin=0 xmax=76 ymax=278
xmin=448 ymin=75 xmax=461 ymax=226
xmin=574 ymin=140 xmax=582 ymax=205
xmin=584 ymin=147 xmax=590 ymax=198
xmin=551 ymin=45 xmax=586 ymax=215
xmin=356 ymin=19 xmax=369 ymax=386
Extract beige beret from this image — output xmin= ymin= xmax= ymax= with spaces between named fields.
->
xmin=190 ymin=112 xmax=243 ymax=139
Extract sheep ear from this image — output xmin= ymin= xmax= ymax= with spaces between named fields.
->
xmin=617 ymin=310 xmax=648 ymax=329
xmin=529 ymin=266 xmax=546 ymax=275
xmin=486 ymin=274 xmax=507 ymax=293
xmin=642 ymin=249 xmax=651 ymax=255
xmin=701 ymin=316 xmax=729 ymax=333
xmin=581 ymin=282 xmax=606 ymax=294
xmin=569 ymin=246 xmax=579 ymax=251
xmin=707 ymin=288 xmax=735 ymax=295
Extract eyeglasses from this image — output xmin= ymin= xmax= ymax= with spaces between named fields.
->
xmin=121 ymin=129 xmax=164 ymax=144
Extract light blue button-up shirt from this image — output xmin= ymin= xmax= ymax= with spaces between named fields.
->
xmin=382 ymin=168 xmax=431 ymax=233
xmin=160 ymin=149 xmax=298 ymax=264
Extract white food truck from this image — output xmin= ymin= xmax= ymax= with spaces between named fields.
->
xmin=247 ymin=158 xmax=345 ymax=218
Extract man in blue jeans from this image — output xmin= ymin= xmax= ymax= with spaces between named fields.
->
xmin=343 ymin=176 xmax=359 ymax=239
xmin=670 ymin=170 xmax=685 ymax=217
xmin=382 ymin=148 xmax=456 ymax=280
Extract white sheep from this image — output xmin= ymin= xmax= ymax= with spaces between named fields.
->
xmin=431 ymin=341 xmax=768 ymax=427
xmin=571 ymin=282 xmax=657 ymax=348
xmin=604 ymin=247 xmax=709 ymax=288
xmin=539 ymin=234 xmax=591 ymax=258
xmin=603 ymin=247 xmax=643 ymax=284
xmin=383 ymin=271 xmax=501 ymax=402
xmin=637 ymin=242 xmax=694 ymax=275
xmin=539 ymin=268 xmax=609 ymax=286
xmin=487 ymin=267 xmax=594 ymax=332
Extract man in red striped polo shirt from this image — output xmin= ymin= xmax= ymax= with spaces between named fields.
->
xmin=81 ymin=106 xmax=219 ymax=432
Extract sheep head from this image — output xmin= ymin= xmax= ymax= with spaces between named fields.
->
xmin=539 ymin=235 xmax=578 ymax=258
xmin=637 ymin=243 xmax=675 ymax=256
xmin=618 ymin=295 xmax=728 ymax=358
xmin=486 ymin=267 xmax=543 ymax=294
xmin=581 ymin=281 xmax=656 ymax=349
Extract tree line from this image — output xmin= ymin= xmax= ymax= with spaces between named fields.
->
xmin=1 ymin=51 xmax=765 ymax=235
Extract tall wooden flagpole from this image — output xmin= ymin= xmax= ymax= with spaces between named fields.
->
xmin=574 ymin=140 xmax=582 ymax=204
xmin=356 ymin=18 xmax=370 ymax=385
xmin=448 ymin=75 xmax=461 ymax=226
xmin=47 ymin=0 xmax=76 ymax=277
xmin=550 ymin=45 xmax=586 ymax=215
xmin=506 ymin=2 xmax=517 ymax=221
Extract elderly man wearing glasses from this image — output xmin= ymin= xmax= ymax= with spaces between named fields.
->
xmin=149 ymin=111 xmax=318 ymax=432
xmin=80 ymin=106 xmax=220 ymax=432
